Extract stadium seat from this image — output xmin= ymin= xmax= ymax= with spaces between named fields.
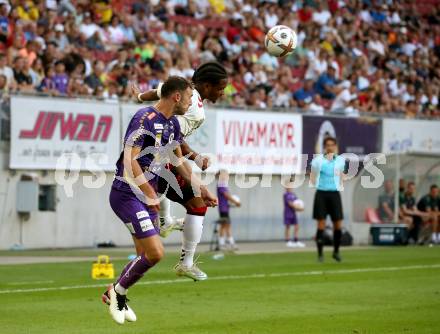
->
xmin=365 ymin=208 xmax=381 ymax=224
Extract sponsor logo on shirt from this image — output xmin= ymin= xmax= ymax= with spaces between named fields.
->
xmin=154 ymin=123 xmax=164 ymax=130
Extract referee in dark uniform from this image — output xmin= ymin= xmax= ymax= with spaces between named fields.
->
xmin=310 ymin=137 xmax=347 ymax=262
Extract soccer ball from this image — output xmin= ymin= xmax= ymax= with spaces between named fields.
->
xmin=264 ymin=25 xmax=297 ymax=57
xmin=231 ymin=195 xmax=241 ymax=207
xmin=293 ymin=199 xmax=305 ymax=210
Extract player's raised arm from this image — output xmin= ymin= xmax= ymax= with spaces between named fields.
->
xmin=131 ymin=82 xmax=162 ymax=103
xmin=180 ymin=140 xmax=211 ymax=171
xmin=171 ymin=144 xmax=217 ymax=207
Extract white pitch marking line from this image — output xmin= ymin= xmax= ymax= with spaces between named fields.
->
xmin=7 ymin=280 xmax=54 ymax=286
xmin=0 ymin=264 xmax=439 ymax=295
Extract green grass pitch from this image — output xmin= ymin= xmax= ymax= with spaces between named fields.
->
xmin=0 ymin=247 xmax=439 ymax=334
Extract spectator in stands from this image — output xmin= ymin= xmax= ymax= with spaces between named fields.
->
xmin=0 ymin=53 xmax=13 ymax=87
xmin=53 ymin=60 xmax=69 ymax=95
xmin=13 ymin=56 xmax=33 ymax=92
xmin=417 ymin=185 xmax=439 ymax=245
xmin=314 ymin=66 xmax=339 ymax=100
xmin=0 ymin=2 xmax=10 ymax=50
xmin=293 ymin=79 xmax=315 ymax=109
xmin=54 ymin=24 xmax=69 ymax=51
xmin=160 ymin=20 xmax=179 ymax=48
xmin=85 ymin=60 xmax=104 ymax=91
xmin=378 ymin=180 xmax=395 ymax=223
xmin=39 ymin=65 xmax=57 ymax=95
xmin=399 ymin=182 xmax=428 ymax=244
xmin=16 ymin=0 xmax=39 ymax=22
xmin=120 ymin=15 xmax=136 ymax=43
xmin=308 ymin=95 xmax=325 ymax=115
xmin=331 ymin=81 xmax=359 ymax=116
xmin=80 ymin=12 xmax=100 ymax=40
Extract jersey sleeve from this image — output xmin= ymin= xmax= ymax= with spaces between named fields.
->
xmin=173 ymin=117 xmax=184 ymax=144
xmin=125 ymin=110 xmax=152 ymax=148
xmin=176 ymin=115 xmax=191 ymax=138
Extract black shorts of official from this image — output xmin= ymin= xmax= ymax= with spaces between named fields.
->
xmin=157 ymin=167 xmax=196 ymax=205
xmin=219 ymin=212 xmax=230 ymax=223
xmin=313 ymin=190 xmax=344 ymax=221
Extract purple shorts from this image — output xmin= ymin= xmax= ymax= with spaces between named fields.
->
xmin=284 ymin=217 xmax=298 ymax=226
xmin=109 ymin=187 xmax=159 ymax=239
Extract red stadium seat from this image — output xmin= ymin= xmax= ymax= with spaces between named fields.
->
xmin=365 ymin=208 xmax=381 ymax=224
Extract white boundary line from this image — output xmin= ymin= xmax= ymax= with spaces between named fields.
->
xmin=7 ymin=280 xmax=54 ymax=286
xmin=1 ymin=264 xmax=439 ymax=295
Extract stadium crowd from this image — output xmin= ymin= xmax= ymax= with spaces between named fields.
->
xmin=0 ymin=0 xmax=439 ymax=118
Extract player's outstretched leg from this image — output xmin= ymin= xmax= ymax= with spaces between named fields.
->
xmin=175 ymin=199 xmax=208 ymax=281
xmin=159 ymin=197 xmax=185 ymax=238
xmin=102 ymin=256 xmax=138 ymax=322
xmin=107 ymin=235 xmax=163 ymax=324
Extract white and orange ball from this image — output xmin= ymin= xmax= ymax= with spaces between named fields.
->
xmin=264 ymin=25 xmax=297 ymax=57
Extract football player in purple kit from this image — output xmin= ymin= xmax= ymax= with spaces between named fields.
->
xmin=132 ymin=62 xmax=228 ymax=281
xmin=217 ymin=169 xmax=241 ymax=250
xmin=283 ymin=185 xmax=305 ymax=248
xmin=103 ymin=76 xmax=217 ymax=325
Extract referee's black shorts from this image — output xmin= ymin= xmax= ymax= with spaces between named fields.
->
xmin=313 ymin=190 xmax=344 ymax=221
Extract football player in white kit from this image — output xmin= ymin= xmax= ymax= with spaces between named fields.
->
xmin=132 ymin=62 xmax=228 ymax=280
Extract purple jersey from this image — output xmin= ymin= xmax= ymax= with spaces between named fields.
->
xmin=217 ymin=184 xmax=230 ymax=214
xmin=284 ymin=191 xmax=297 ymax=220
xmin=53 ymin=74 xmax=69 ymax=94
xmin=112 ymin=106 xmax=182 ymax=194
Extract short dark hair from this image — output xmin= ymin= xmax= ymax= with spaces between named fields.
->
xmin=192 ymin=61 xmax=228 ymax=85
xmin=430 ymin=184 xmax=438 ymax=191
xmin=323 ymin=136 xmax=337 ymax=146
xmin=407 ymin=181 xmax=415 ymax=187
xmin=161 ymin=76 xmax=192 ymax=98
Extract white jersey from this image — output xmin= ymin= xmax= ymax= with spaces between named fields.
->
xmin=176 ymin=89 xmax=205 ymax=139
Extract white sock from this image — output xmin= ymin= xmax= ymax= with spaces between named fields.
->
xmin=436 ymin=233 xmax=440 ymax=241
xmin=219 ymin=237 xmax=225 ymax=246
xmin=114 ymin=283 xmax=127 ymax=295
xmin=180 ymin=214 xmax=204 ymax=267
xmin=433 ymin=233 xmax=438 ymax=242
xmin=159 ymin=198 xmax=172 ymax=225
xmin=227 ymin=236 xmax=235 ymax=245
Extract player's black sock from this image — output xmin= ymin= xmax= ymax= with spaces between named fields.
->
xmin=316 ymin=229 xmax=324 ymax=256
xmin=333 ymin=229 xmax=342 ymax=254
xmin=294 ymin=237 xmax=298 ymax=242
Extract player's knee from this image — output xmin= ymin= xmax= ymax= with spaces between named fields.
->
xmin=186 ymin=205 xmax=207 ymax=216
xmin=145 ymin=246 xmax=164 ymax=264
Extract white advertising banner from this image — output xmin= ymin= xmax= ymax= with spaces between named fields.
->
xmin=184 ymin=108 xmax=216 ymax=157
xmin=215 ymin=110 xmax=302 ymax=174
xmin=382 ymin=119 xmax=440 ymax=154
xmin=10 ymin=96 xmax=120 ymax=171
